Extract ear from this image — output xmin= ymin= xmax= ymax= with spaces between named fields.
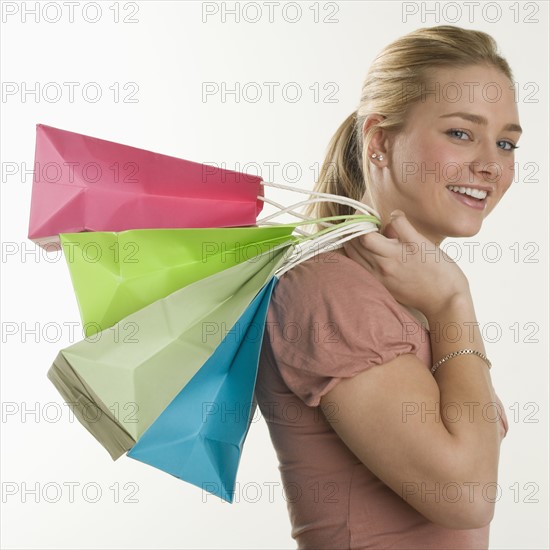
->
xmin=362 ymin=114 xmax=389 ymax=165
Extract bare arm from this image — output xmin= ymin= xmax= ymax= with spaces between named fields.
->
xmin=321 ymin=211 xmax=504 ymax=530
xmin=320 ymin=291 xmax=502 ymax=529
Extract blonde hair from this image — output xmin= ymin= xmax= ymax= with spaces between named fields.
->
xmin=303 ymin=25 xmax=514 ymax=228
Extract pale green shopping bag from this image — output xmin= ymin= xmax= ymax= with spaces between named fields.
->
xmin=48 ymin=243 xmax=294 ymax=459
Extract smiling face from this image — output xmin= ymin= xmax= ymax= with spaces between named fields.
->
xmin=367 ymin=64 xmax=522 ymax=244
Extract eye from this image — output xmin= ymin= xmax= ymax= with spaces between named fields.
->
xmin=497 ymin=140 xmax=519 ymax=151
xmin=446 ymin=129 xmax=471 ymax=140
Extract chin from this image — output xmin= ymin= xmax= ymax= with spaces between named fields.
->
xmin=445 ymin=221 xmax=483 ymax=239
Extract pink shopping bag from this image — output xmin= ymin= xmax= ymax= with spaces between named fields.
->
xmin=28 ymin=124 xmax=264 ymax=248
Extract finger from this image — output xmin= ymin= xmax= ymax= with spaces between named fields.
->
xmin=357 ymin=231 xmax=401 ymax=257
xmin=385 ymin=210 xmax=424 ymax=244
xmin=382 ymin=221 xmax=400 ymax=240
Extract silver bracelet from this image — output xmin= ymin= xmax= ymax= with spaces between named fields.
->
xmin=431 ymin=349 xmax=492 ymax=375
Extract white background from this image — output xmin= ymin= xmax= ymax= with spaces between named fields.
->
xmin=1 ymin=1 xmax=548 ymax=548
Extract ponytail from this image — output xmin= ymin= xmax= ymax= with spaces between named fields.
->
xmin=302 ymin=112 xmax=366 ymax=230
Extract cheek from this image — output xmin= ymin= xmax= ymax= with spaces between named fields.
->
xmin=396 ymin=134 xmax=442 ymax=185
xmin=402 ymin=132 xmax=459 ymax=175
xmin=502 ymin=162 xmax=516 ymax=190
xmin=414 ymin=140 xmax=464 ymax=185
xmin=394 ymin=133 xmax=471 ymax=189
xmin=486 ymin=159 xmax=515 ymax=195
xmin=434 ymin=142 xmax=470 ymax=181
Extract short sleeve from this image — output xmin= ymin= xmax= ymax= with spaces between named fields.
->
xmin=265 ymin=252 xmax=424 ymax=407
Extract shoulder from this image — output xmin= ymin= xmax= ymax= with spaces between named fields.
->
xmin=265 ymin=250 xmax=426 ymax=407
xmin=278 ymin=248 xmax=371 ymax=282
xmin=272 ymin=249 xmax=408 ymax=323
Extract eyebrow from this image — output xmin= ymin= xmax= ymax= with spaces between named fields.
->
xmin=439 ymin=111 xmax=523 ymax=134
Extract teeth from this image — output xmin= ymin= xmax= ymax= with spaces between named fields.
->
xmin=446 ymin=185 xmax=487 ymax=200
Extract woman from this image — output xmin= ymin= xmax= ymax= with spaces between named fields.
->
xmin=255 ymin=25 xmax=517 ymax=549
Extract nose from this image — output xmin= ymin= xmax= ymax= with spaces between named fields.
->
xmin=469 ymin=141 xmax=502 ymax=186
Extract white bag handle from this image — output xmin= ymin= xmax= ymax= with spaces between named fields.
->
xmin=258 ymin=180 xmax=380 ymax=227
xmin=275 ymin=220 xmax=378 ymax=278
xmin=251 ymin=180 xmax=381 ymax=276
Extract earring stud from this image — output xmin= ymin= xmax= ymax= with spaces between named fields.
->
xmin=371 ymin=153 xmax=384 ymax=161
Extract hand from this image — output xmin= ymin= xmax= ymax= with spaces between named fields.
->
xmin=342 ymin=210 xmax=470 ymax=318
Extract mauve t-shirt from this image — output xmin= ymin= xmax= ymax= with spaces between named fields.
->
xmin=255 ymin=250 xmax=509 ymax=550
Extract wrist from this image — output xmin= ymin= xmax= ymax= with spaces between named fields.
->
xmin=423 ymin=290 xmax=473 ymax=323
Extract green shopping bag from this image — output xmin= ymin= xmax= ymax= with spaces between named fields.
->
xmin=60 ymin=226 xmax=297 ymax=335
